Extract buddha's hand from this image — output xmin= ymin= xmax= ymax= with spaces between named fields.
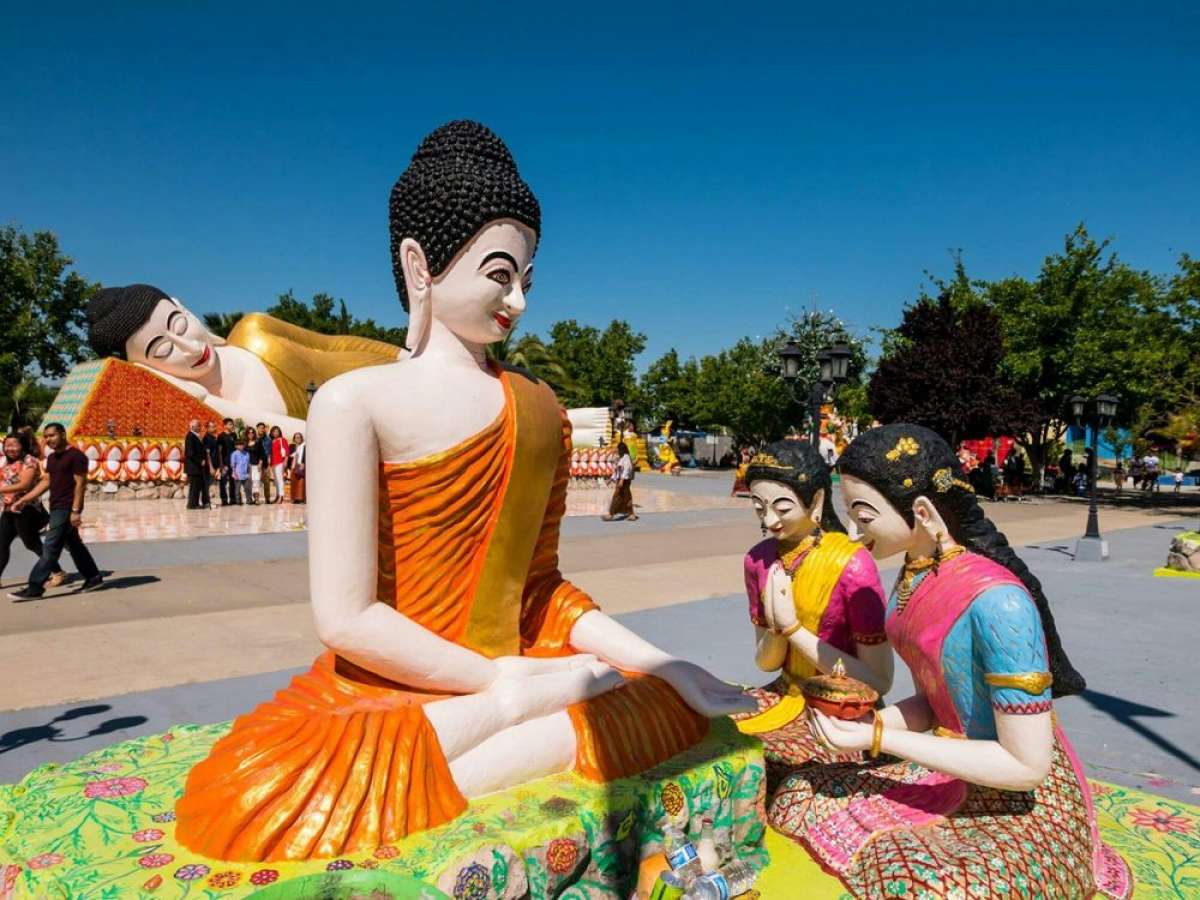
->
xmin=659 ymin=660 xmax=757 ymax=718
xmin=489 ymin=654 xmax=624 ymax=725
xmin=808 ymin=707 xmax=873 ymax=752
xmin=766 ymin=562 xmax=798 ymax=631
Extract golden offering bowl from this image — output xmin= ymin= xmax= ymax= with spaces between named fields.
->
xmin=802 ymin=658 xmax=879 ymax=720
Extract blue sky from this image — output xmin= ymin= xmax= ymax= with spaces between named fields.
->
xmin=4 ymin=3 xmax=1197 ymax=365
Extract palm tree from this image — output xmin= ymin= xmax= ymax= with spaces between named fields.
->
xmin=201 ymin=311 xmax=246 ymax=339
xmin=487 ymin=329 xmax=580 ymax=399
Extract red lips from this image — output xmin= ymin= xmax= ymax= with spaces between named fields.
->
xmin=192 ymin=345 xmax=212 ymax=368
xmin=493 ymin=313 xmax=513 ymax=330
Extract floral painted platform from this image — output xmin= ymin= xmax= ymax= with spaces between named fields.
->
xmin=756 ymin=780 xmax=1200 ymax=899
xmin=0 ymin=718 xmax=766 ymax=899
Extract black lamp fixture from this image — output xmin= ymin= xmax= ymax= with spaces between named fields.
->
xmin=1069 ymin=392 xmax=1120 ymax=561
xmin=306 ymin=381 xmax=319 ymax=405
xmin=778 ymin=339 xmax=805 ymax=382
xmin=776 ymin=335 xmax=853 ymax=446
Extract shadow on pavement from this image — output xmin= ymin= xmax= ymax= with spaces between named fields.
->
xmin=0 ymin=704 xmax=148 ymax=757
xmin=1081 ymin=689 xmax=1200 ymax=773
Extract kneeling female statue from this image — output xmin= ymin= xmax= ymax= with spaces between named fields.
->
xmin=174 ymin=120 xmax=753 ymax=862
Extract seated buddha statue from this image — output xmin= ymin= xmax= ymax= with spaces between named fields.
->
xmin=769 ymin=425 xmax=1132 ymax=899
xmin=86 ymin=284 xmax=402 ymax=432
xmin=734 ymin=440 xmax=891 ymax=778
xmin=174 ymin=120 xmax=753 ymax=862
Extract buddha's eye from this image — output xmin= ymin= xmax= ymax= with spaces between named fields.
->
xmin=153 ymin=342 xmax=173 ymax=360
xmin=487 ymin=269 xmax=512 ymax=286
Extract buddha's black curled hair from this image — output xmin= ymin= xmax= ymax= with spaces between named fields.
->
xmin=838 ymin=424 xmax=1085 ymax=698
xmin=388 ymin=120 xmax=541 ymax=311
xmin=745 ymin=439 xmax=845 ymax=533
xmin=87 ymin=284 xmax=171 ymax=358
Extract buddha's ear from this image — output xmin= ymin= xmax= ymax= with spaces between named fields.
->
xmin=401 ymin=237 xmax=433 ymax=355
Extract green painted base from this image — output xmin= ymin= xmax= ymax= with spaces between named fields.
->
xmin=0 ymin=719 xmax=766 ymax=899
xmin=1154 ymin=567 xmax=1200 ymax=579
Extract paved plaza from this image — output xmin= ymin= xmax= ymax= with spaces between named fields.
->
xmin=2 ymin=471 xmax=1197 ymax=807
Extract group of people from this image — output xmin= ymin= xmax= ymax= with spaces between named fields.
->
xmin=1 ymin=424 xmax=103 ymax=599
xmin=183 ymin=418 xmax=306 ymax=508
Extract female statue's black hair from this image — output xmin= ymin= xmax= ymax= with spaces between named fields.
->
xmin=388 ymin=120 xmax=541 ymax=311
xmin=838 ymin=424 xmax=1085 ymax=697
xmin=87 ymin=284 xmax=171 ymax=358
xmin=745 ymin=439 xmax=845 ymax=533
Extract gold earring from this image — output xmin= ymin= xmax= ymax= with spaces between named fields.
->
xmin=932 ymin=531 xmax=944 ymax=572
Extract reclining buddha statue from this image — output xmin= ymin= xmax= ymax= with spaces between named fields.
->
xmin=86 ymin=283 xmax=403 ymax=432
xmin=174 ymin=119 xmax=754 ymax=862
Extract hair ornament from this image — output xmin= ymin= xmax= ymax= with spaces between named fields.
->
xmin=749 ymin=453 xmax=788 ymax=469
xmin=932 ymin=467 xmax=975 ymax=494
xmin=885 ymin=436 xmax=920 ymax=461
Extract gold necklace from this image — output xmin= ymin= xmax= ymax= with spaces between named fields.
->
xmin=893 ymin=544 xmax=966 ymax=612
xmin=779 ymin=530 xmax=822 ymax=575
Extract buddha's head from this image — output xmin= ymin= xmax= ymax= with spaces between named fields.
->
xmin=388 ymin=120 xmax=541 ymax=353
xmin=88 ymin=284 xmax=223 ymax=383
xmin=746 ymin=440 xmax=843 ymax=542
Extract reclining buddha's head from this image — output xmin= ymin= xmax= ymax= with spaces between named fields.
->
xmin=88 ymin=284 xmax=222 ymax=382
xmin=388 ymin=120 xmax=541 ymax=352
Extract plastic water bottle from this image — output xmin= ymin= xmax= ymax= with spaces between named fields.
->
xmin=662 ymin=824 xmax=704 ymax=886
xmin=683 ymin=860 xmax=757 ymax=900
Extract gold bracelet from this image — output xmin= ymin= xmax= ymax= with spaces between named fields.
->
xmin=870 ymin=712 xmax=884 ymax=758
xmin=780 ymin=621 xmax=803 ymax=639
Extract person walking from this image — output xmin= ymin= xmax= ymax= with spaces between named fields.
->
xmin=268 ymin=426 xmax=289 ymax=503
xmin=230 ymin=438 xmax=253 ymax=505
xmin=217 ymin=417 xmax=237 ymax=506
xmin=256 ymin=423 xmax=273 ymax=504
xmin=0 ymin=432 xmax=65 ymax=589
xmin=1113 ymin=461 xmax=1126 ymax=494
xmin=602 ymin=441 xmax=638 ymax=522
xmin=288 ymin=432 xmax=307 ymax=504
xmin=1175 ymin=467 xmax=1186 ymax=495
xmin=8 ymin=423 xmax=103 ymax=599
xmin=184 ymin=419 xmax=208 ymax=509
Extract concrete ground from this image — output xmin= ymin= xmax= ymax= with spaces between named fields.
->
xmin=1 ymin=472 xmax=1197 ymax=805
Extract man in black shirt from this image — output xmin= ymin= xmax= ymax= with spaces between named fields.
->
xmin=184 ymin=419 xmax=208 ymax=509
xmin=9 ymin=422 xmax=103 ymax=599
xmin=217 ymin=417 xmax=238 ymax=505
xmin=202 ymin=421 xmax=219 ymax=509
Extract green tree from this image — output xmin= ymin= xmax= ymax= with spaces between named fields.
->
xmin=201 ymin=311 xmax=246 ymax=339
xmin=689 ymin=337 xmax=796 ymax=443
xmin=486 ymin=328 xmax=580 ymax=398
xmin=545 ymin=319 xmax=647 ymax=409
xmin=204 ymin=291 xmax=407 ymax=346
xmin=986 ymin=225 xmax=1175 ymax=482
xmin=0 ymin=226 xmax=96 ymax=428
xmin=773 ymin=309 xmax=871 ymax=437
xmin=637 ymin=349 xmax=700 ymax=428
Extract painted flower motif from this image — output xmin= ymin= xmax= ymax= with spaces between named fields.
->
xmin=249 ymin=869 xmax=280 ymax=885
xmin=326 ymin=859 xmax=354 ymax=871
xmin=546 ymin=838 xmax=578 ymax=874
xmin=133 ymin=828 xmax=165 ymax=843
xmin=83 ymin=776 xmax=147 ymax=799
xmin=1129 ymin=807 xmax=1195 ymax=834
xmin=358 ymin=859 xmax=379 ymax=870
xmin=151 ymin=810 xmax=176 ymax=823
xmin=3 ymin=865 xmax=21 ymax=892
xmin=453 ymin=862 xmax=491 ymax=900
xmin=208 ymin=870 xmax=242 ymax=889
xmin=373 ymin=846 xmax=399 ymax=860
xmin=142 ymin=874 xmax=163 ymax=892
xmin=174 ymin=863 xmax=211 ymax=881
xmin=139 ymin=853 xmax=174 ymax=869
xmin=714 ymin=762 xmax=733 ymax=799
xmin=661 ymin=782 xmax=686 ymax=818
xmin=26 ymin=853 xmax=63 ymax=870
xmin=161 ymin=733 xmax=175 ymax=743
xmin=96 ymin=762 xmax=124 ymax=773
xmin=1090 ymin=783 xmax=1112 ymax=796
xmin=472 ymin=822 xmax=487 ymax=835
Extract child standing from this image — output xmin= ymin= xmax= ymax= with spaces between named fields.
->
xmin=231 ymin=440 xmax=253 ymax=505
xmin=1175 ymin=468 xmax=1186 ymax=495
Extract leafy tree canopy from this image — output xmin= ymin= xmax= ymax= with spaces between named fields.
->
xmin=203 ymin=291 xmax=406 ymax=347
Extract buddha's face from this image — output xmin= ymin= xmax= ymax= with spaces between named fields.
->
xmin=750 ymin=480 xmax=820 ymax=543
xmin=124 ymin=298 xmax=220 ymax=381
xmin=429 ymin=220 xmax=535 ymax=345
xmin=840 ymin=474 xmax=914 ymax=559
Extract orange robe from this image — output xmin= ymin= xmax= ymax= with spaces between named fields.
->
xmin=175 ymin=366 xmax=707 ymax=862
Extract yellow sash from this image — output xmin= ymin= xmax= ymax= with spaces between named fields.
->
xmin=737 ymin=532 xmax=861 ymax=734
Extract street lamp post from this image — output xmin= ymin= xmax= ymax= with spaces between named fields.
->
xmin=306 ymin=381 xmax=319 ymax=406
xmin=778 ymin=339 xmax=852 ymax=450
xmin=1071 ymin=393 xmax=1118 ymax=562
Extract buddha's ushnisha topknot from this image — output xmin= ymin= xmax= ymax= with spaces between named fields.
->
xmin=87 ymin=283 xmax=171 ymax=358
xmin=388 ymin=120 xmax=541 ymax=311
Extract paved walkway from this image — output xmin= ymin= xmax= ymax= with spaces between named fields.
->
xmin=1 ymin=478 xmax=1197 ymax=805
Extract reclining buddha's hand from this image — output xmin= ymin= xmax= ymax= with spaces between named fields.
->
xmin=488 ymin=654 xmax=624 ymax=726
xmin=658 ymin=659 xmax=757 ymax=718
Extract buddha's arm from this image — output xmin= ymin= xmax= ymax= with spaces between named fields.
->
xmin=306 ymin=378 xmax=499 ymax=693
